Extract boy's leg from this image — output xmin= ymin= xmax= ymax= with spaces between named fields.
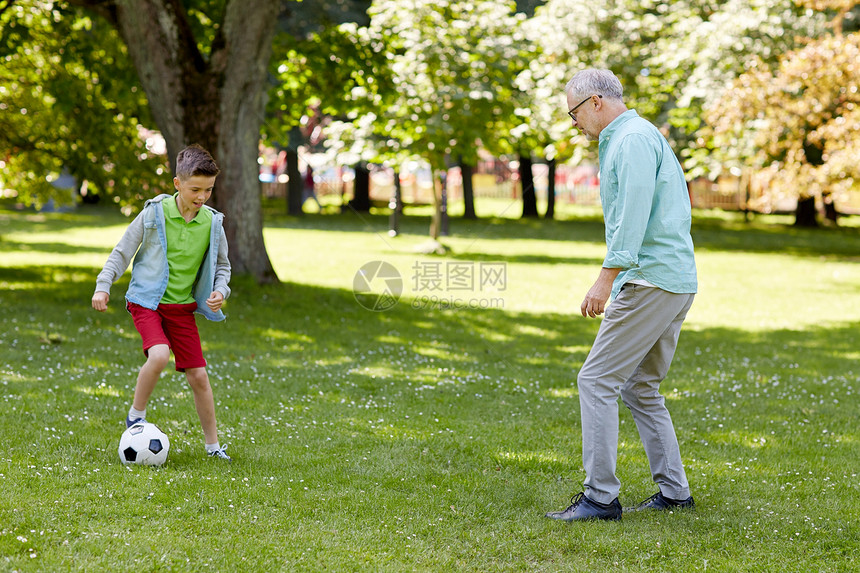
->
xmin=127 ymin=303 xmax=173 ymax=415
xmin=133 ymin=344 xmax=170 ymax=410
xmin=159 ymin=303 xmax=221 ymax=448
xmin=185 ymin=367 xmax=218 ymax=445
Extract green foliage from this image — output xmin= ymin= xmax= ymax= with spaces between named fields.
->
xmin=528 ymin=0 xmax=824 ymax=166
xmin=323 ymin=0 xmax=530 ymax=171
xmin=266 ymin=14 xmax=391 ymax=151
xmin=699 ymin=2 xmax=860 ymax=203
xmin=3 ymin=0 xmax=852 ymax=217
xmin=1 ymin=205 xmax=859 ymax=570
xmin=712 ymin=33 xmax=860 ymax=196
xmin=662 ymin=0 xmax=825 ymax=172
xmin=0 ymin=1 xmax=166 ymax=210
xmin=185 ymin=0 xmax=227 ymax=55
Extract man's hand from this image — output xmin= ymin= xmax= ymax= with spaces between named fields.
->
xmin=92 ymin=291 xmax=109 ymax=312
xmin=581 ymin=268 xmax=621 ymax=318
xmin=206 ymin=291 xmax=224 ymax=312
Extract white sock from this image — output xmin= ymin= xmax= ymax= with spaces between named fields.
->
xmin=128 ymin=406 xmax=146 ymax=420
xmin=205 ymin=442 xmax=221 ymax=453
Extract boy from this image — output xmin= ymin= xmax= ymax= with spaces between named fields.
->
xmin=92 ymin=144 xmax=232 ymax=461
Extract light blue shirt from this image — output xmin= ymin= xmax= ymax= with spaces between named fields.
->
xmin=598 ymin=110 xmax=697 ymax=300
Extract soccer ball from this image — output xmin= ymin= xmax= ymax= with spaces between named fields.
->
xmin=118 ymin=422 xmax=170 ymax=466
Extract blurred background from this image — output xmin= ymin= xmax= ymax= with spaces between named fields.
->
xmin=2 ymin=0 xmax=859 ymax=279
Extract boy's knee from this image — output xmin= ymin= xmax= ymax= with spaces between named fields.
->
xmin=185 ymin=368 xmax=210 ymax=390
xmin=146 ymin=344 xmax=170 ymax=368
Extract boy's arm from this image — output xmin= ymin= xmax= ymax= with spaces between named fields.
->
xmin=94 ymin=212 xmax=145 ymax=298
xmin=212 ymin=226 xmax=232 ymax=300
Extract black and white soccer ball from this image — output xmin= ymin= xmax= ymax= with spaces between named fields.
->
xmin=118 ymin=422 xmax=170 ymax=466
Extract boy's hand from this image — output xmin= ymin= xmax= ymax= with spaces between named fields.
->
xmin=206 ymin=291 xmax=224 ymax=312
xmin=92 ymin=291 xmax=109 ymax=312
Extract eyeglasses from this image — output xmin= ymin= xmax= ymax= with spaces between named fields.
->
xmin=568 ymin=94 xmax=602 ymax=121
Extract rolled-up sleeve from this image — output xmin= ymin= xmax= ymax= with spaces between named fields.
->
xmin=213 ymin=227 xmax=232 ymax=300
xmin=603 ymin=134 xmax=657 ymax=270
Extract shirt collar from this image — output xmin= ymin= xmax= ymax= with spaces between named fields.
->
xmin=599 ymin=109 xmax=640 ymax=145
xmin=165 ymin=193 xmax=204 ymax=224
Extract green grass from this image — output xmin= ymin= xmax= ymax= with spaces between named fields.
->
xmin=1 ymin=201 xmax=859 ymax=572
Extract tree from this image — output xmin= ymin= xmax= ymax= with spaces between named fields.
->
xmin=649 ymin=0 xmax=824 ymax=161
xmin=522 ymin=0 xmax=824 ymax=193
xmin=513 ymin=0 xmax=670 ymax=220
xmin=59 ymin=0 xmax=281 ymax=281
xmin=700 ymin=1 xmax=858 ymax=226
xmin=0 ymin=2 xmax=164 ymax=208
xmin=505 ymin=5 xmax=581 ymax=219
xmin=265 ymin=1 xmax=377 ymax=215
xmin=324 ymin=0 xmax=528 ymax=238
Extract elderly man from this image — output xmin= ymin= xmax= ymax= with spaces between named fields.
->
xmin=545 ymin=68 xmax=698 ymax=522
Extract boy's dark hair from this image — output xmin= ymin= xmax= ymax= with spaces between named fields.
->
xmin=176 ymin=144 xmax=220 ymax=180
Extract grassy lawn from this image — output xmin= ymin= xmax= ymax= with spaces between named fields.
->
xmin=1 ymin=200 xmax=858 ymax=571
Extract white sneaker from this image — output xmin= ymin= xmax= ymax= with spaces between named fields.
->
xmin=207 ymin=445 xmax=232 ymax=461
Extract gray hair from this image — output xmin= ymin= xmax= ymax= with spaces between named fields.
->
xmin=565 ymin=68 xmax=624 ymax=101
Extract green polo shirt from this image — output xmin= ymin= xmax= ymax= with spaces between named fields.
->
xmin=161 ymin=194 xmax=212 ymax=304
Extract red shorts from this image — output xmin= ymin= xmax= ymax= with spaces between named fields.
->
xmin=127 ymin=302 xmax=206 ymax=371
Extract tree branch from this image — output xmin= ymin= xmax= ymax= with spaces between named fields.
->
xmin=165 ymin=0 xmax=207 ymax=73
xmin=65 ymin=0 xmax=120 ymax=28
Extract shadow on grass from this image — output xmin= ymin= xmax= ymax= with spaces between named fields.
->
xmin=0 ymin=240 xmax=110 ymax=255
xmin=446 ymin=251 xmax=603 ymax=266
xmin=262 ymin=208 xmax=860 ymax=260
xmin=2 ymin=265 xmax=858 ymax=499
xmin=690 ymin=218 xmax=860 ymax=260
xmin=0 ymin=205 xmax=128 ymax=235
xmin=2 ymin=266 xmax=857 ymax=383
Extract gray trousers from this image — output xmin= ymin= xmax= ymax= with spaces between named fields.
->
xmin=578 ymin=284 xmax=695 ymax=504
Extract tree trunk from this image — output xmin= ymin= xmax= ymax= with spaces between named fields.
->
xmin=544 ymin=158 xmax=556 ymax=220
xmin=99 ymin=0 xmax=279 ymax=282
xmin=440 ymin=170 xmax=449 ymax=236
xmin=520 ymin=154 xmax=538 ymax=218
xmin=286 ymin=148 xmax=303 ymax=216
xmin=794 ymin=196 xmax=819 ymax=227
xmin=349 ymin=164 xmax=371 ymax=211
xmin=460 ymin=159 xmax=476 ymax=220
xmin=389 ymin=170 xmax=402 ymax=236
xmin=211 ymin=1 xmax=279 ymax=281
xmin=823 ymin=193 xmax=839 ymax=225
xmin=430 ymin=170 xmax=442 ymax=240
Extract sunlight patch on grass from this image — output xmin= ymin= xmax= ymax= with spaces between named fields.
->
xmin=514 ymin=324 xmax=559 ymax=339
xmin=74 ymin=384 xmax=121 ymax=398
xmin=557 ymin=344 xmax=591 ymax=355
xmin=546 ymin=387 xmax=576 ymax=399
xmin=258 ymin=328 xmax=314 ymax=343
xmin=309 ymin=356 xmax=355 ymax=367
xmin=496 ymin=450 xmax=570 ymax=465
xmin=410 ymin=345 xmax=457 ymax=361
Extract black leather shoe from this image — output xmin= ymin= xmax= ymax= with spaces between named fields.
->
xmin=544 ymin=492 xmax=622 ymax=522
xmin=626 ymin=491 xmax=695 ymax=512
